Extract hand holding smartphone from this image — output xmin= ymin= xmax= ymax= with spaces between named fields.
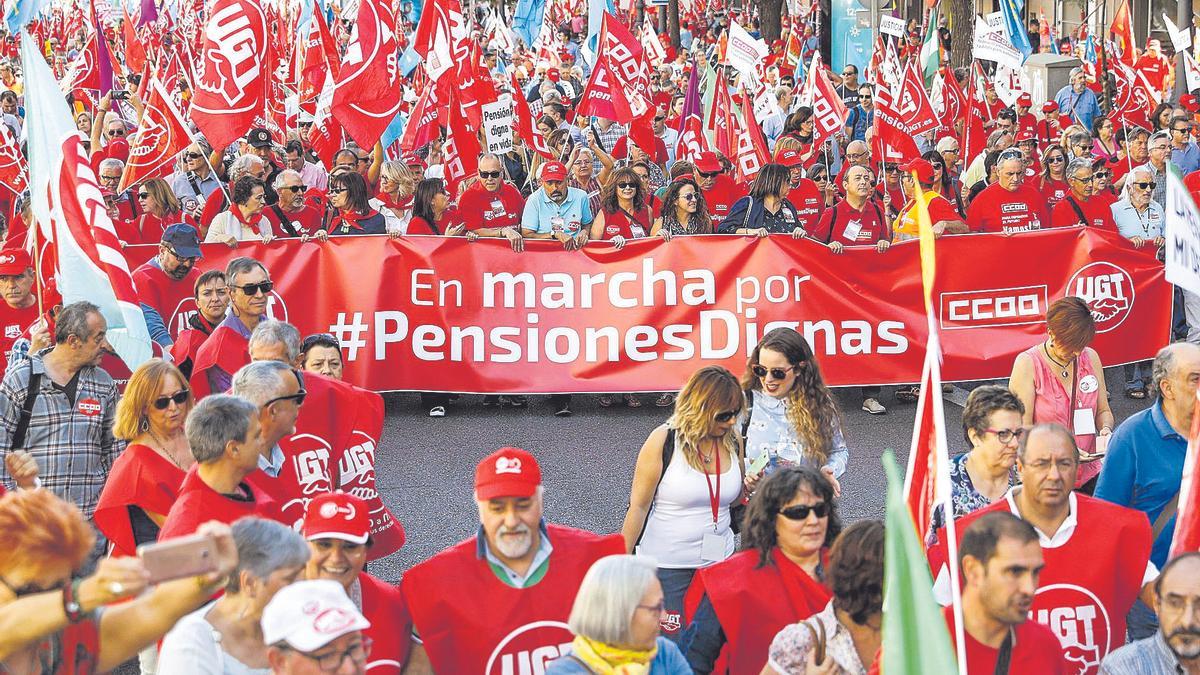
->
xmin=137 ymin=533 xmax=220 ymax=585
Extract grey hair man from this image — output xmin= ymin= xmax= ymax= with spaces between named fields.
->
xmin=231 ymin=360 xmax=304 ymax=483
xmin=1100 ymin=552 xmax=1200 ymax=674
xmin=159 ymin=394 xmax=284 ymax=538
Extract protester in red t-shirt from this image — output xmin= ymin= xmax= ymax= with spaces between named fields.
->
xmin=117 ymin=178 xmax=198 ymax=246
xmin=692 ymin=151 xmax=746 ymax=226
xmin=1037 ymin=145 xmax=1071 ymax=208
xmin=966 ymin=151 xmax=1050 ymax=234
xmin=1036 ymin=101 xmax=1063 ymax=151
xmin=159 ymin=394 xmax=287 ymax=540
xmin=946 ymin=511 xmax=1069 ymax=675
xmin=132 ymin=224 xmax=203 ymax=346
xmin=811 ymin=165 xmax=891 ymax=252
xmin=891 ymin=158 xmax=969 ymax=242
xmin=1050 ymin=158 xmax=1116 ymax=230
xmin=591 ymin=167 xmax=654 ymax=247
xmin=1134 ymin=40 xmax=1172 ymax=95
xmin=458 ymin=154 xmax=526 ymax=250
xmin=270 ymin=170 xmax=324 ymax=238
xmin=778 ymin=149 xmax=824 ymax=231
xmin=1112 ymin=127 xmax=1151 ymax=191
xmin=301 ymin=493 xmax=411 ymax=675
xmin=1014 ymin=93 xmax=1037 ymax=136
xmin=0 ymin=248 xmax=49 ymax=382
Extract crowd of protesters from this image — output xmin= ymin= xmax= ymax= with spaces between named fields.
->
xmin=0 ymin=2 xmax=1198 ymax=674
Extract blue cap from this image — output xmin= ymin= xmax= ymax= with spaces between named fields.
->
xmin=161 ymin=223 xmax=202 ymax=259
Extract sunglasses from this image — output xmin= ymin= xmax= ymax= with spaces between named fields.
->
xmin=329 ymin=188 xmax=347 ymax=195
xmin=280 ymin=185 xmax=307 ymax=193
xmin=1173 ymin=127 xmax=1190 ymax=133
xmin=681 ymin=192 xmax=698 ymax=201
xmin=137 ymin=192 xmax=150 ymax=199
xmin=617 ymin=181 xmax=638 ymax=189
xmin=1047 ymin=156 xmax=1065 ymax=164
xmin=779 ymin=502 xmax=830 ymax=520
xmin=1132 ymin=181 xmax=1157 ymax=190
xmin=713 ymin=409 xmax=739 ymax=423
xmin=153 ymin=390 xmax=190 ymax=410
xmin=1092 ymin=172 xmax=1110 ymax=179
xmin=166 ymin=247 xmax=198 ymax=263
xmin=183 ymin=152 xmax=203 ymax=160
xmin=234 ymin=281 xmax=274 ymax=296
xmin=479 ymin=170 xmax=502 ymax=179
xmin=698 ymin=171 xmax=720 ymax=178
xmin=299 ymin=121 xmax=313 ymax=128
xmin=265 ymin=390 xmax=307 ymax=407
xmin=654 ymin=116 xmax=665 ymax=122
xmin=106 ymin=129 xmax=126 ymax=137
xmin=752 ymin=364 xmax=796 ymax=380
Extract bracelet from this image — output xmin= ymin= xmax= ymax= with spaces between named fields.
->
xmin=62 ymin=577 xmax=84 ymax=624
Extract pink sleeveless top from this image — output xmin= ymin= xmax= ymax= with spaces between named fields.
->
xmin=1024 ymin=344 xmax=1103 ymax=487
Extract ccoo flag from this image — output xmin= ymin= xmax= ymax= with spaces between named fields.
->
xmin=20 ymin=31 xmax=151 ymax=369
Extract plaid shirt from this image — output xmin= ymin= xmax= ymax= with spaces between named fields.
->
xmin=0 ymin=351 xmax=121 ymax=518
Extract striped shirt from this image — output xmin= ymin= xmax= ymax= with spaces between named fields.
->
xmin=1100 ymin=631 xmax=1186 ymax=674
xmin=0 ymin=351 xmax=122 ymax=517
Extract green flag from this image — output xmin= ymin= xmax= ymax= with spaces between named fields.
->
xmin=921 ymin=4 xmax=941 ymax=87
xmin=881 ymin=450 xmax=959 ymax=674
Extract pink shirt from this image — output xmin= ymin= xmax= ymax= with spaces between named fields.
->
xmin=1024 ymin=344 xmax=1103 ymax=486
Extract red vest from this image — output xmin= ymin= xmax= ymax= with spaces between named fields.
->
xmin=400 ymin=525 xmax=624 ymax=675
xmin=132 ymin=261 xmax=201 ymax=340
xmin=785 ymin=179 xmax=824 ymax=230
xmin=93 ymin=444 xmax=186 ymax=557
xmin=931 ymin=494 xmax=1151 ymax=675
xmin=158 ymin=466 xmax=286 ymax=539
xmin=189 ymin=323 xmax=249 ymax=398
xmin=360 ymin=573 xmax=410 ymax=674
xmin=686 ymin=548 xmax=832 ymax=675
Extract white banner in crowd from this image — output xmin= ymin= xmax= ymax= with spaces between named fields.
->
xmin=879 ymin=16 xmax=906 ymax=39
xmin=1164 ymin=13 xmax=1192 ymax=53
xmin=973 ymin=14 xmax=1025 ymax=71
xmin=481 ymin=98 xmax=514 ymax=155
xmin=726 ymin=21 xmax=768 ymax=80
xmin=1184 ymin=52 xmax=1200 ymax=96
xmin=994 ymin=63 xmax=1030 ymax=107
xmin=1166 ymin=168 xmax=1200 ymax=297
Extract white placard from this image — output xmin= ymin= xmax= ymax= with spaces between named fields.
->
xmin=1186 ymin=51 xmax=1200 ymax=94
xmin=879 ymin=15 xmax=906 ymax=38
xmin=481 ymin=98 xmax=514 ymax=156
xmin=727 ymin=21 xmax=769 ymax=79
xmin=1164 ymin=13 xmax=1192 ymax=52
xmin=973 ymin=15 xmax=1025 ymax=70
xmin=1166 ymin=167 xmax=1200 ymax=297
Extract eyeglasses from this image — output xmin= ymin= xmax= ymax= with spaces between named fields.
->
xmin=152 ymin=390 xmax=190 ymax=410
xmin=137 ymin=192 xmax=150 ymax=199
xmin=859 ymin=93 xmax=872 ymax=99
xmin=299 ymin=121 xmax=313 ymax=128
xmin=654 ymin=116 xmax=665 ymax=122
xmin=1070 ymin=174 xmax=1093 ymax=182
xmin=680 ymin=192 xmax=698 ymax=201
xmin=943 ymin=148 xmax=960 ymax=155
xmin=779 ymin=502 xmax=830 ymax=520
xmin=1149 ymin=145 xmax=1170 ymax=152
xmin=1172 ymin=127 xmax=1190 ymax=133
xmin=479 ymin=170 xmax=502 ymax=179
xmin=984 ymin=427 xmax=1026 ymax=444
xmin=296 ymin=637 xmax=371 ymax=671
xmin=280 ymin=185 xmax=306 ymax=193
xmin=752 ymin=364 xmax=796 ymax=380
xmin=698 ymin=171 xmax=720 ymax=178
xmin=356 ymin=156 xmax=370 ymax=164
xmin=183 ymin=152 xmax=203 ymax=160
xmin=617 ymin=181 xmax=638 ymax=189
xmin=233 ymin=281 xmax=274 ymax=296
xmin=100 ymin=174 xmax=121 ymax=183
xmin=329 ymin=188 xmax=347 ymax=195
xmin=713 ymin=409 xmax=739 ymax=423
xmin=1132 ymin=181 xmax=1157 ymax=190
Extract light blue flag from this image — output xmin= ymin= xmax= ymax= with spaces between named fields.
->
xmin=1000 ymin=0 xmax=1033 ymax=61
xmin=4 ymin=0 xmax=50 ymax=33
xmin=398 ymin=45 xmax=422 ymax=77
xmin=583 ymin=0 xmax=615 ymax=65
xmin=381 ymin=112 xmax=408 ymax=151
xmin=513 ymin=0 xmax=545 ymax=47
xmin=20 ymin=32 xmax=152 ymax=369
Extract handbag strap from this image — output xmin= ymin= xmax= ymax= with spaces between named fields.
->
xmin=1152 ymin=492 xmax=1181 ymax=542
xmin=633 ymin=428 xmax=676 ymax=548
xmin=11 ymin=361 xmax=41 ymax=452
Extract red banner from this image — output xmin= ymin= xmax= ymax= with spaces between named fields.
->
xmin=124 ymin=229 xmax=1169 ymax=393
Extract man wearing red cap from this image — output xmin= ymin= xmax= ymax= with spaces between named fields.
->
xmin=1015 ymin=93 xmax=1037 ymax=136
xmin=1050 ymin=157 xmax=1116 ymax=231
xmin=692 ymin=152 xmax=747 ymax=226
xmin=1037 ymin=101 xmax=1063 ymax=150
xmin=891 ymin=158 xmax=967 ymax=242
xmin=302 ymin=492 xmax=409 ymax=674
xmin=400 ymin=448 xmax=624 ymax=674
xmin=966 ymin=150 xmax=1049 ymax=234
xmin=778 ymin=150 xmax=824 ymax=231
xmin=0 ymin=248 xmax=48 ymax=381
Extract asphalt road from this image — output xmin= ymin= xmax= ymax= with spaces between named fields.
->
xmin=367 ymin=367 xmax=1150 ymax=583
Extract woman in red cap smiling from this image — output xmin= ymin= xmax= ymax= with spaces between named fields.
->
xmin=302 ymin=492 xmax=409 ymax=674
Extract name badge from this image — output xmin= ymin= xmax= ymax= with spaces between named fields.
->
xmin=1073 ymin=408 xmax=1097 ymax=436
xmin=701 ymin=532 xmax=726 ymax=562
xmin=842 ymin=219 xmax=863 ymax=241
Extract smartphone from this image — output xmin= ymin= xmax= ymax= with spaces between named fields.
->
xmin=138 ymin=533 xmax=219 ymax=585
xmin=112 ymin=90 xmax=130 ymax=101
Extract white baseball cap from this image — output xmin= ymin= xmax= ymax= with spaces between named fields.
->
xmin=261 ymin=580 xmax=371 ymax=652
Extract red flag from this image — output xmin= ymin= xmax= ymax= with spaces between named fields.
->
xmin=801 ymin=53 xmax=848 ymax=152
xmin=673 ymin=64 xmax=709 ymax=165
xmin=960 ymin=64 xmax=989 ymax=168
xmin=1110 ymin=0 xmax=1135 ymax=67
xmin=905 ymin=348 xmax=944 ymax=539
xmin=712 ymin=79 xmax=737 ymax=158
xmin=596 ymin=14 xmax=657 ymax=157
xmin=412 ymin=0 xmax=469 ymax=82
xmin=932 ymin=66 xmax=966 ymax=134
xmin=64 ymin=32 xmax=102 ymax=92
xmin=576 ymin=55 xmax=634 ymax=122
xmin=299 ymin=7 xmax=340 ymax=107
xmin=896 ymin=59 xmax=939 ymax=137
xmin=1112 ymin=63 xmax=1158 ymax=131
xmin=399 ymin=84 xmax=443 ymax=154
xmin=121 ymin=8 xmax=147 ymax=75
xmin=732 ymin=92 xmax=769 ymax=183
xmin=330 ymin=0 xmax=403 ymax=150
xmin=1171 ymin=393 xmax=1200 ymax=557
xmin=0 ymin=121 xmax=27 ymax=197
xmin=190 ymin=0 xmax=269 ymax=150
xmin=309 ymin=77 xmax=343 ymax=169
xmin=443 ymin=90 xmax=481 ymax=197
xmin=455 ymin=42 xmax=497 ymax=129
xmin=119 ymin=78 xmax=191 ymax=191
xmin=873 ymin=77 xmax=923 ymax=162
xmin=512 ymin=74 xmax=555 ymax=160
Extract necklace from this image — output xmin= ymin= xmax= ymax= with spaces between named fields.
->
xmin=148 ymin=429 xmax=188 ymax=470
xmin=1042 ymin=341 xmax=1072 ymax=378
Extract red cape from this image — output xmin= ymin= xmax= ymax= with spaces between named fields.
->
xmin=94 ymin=444 xmax=186 ymax=557
xmin=159 ymin=465 xmax=286 ymax=539
xmin=190 ymin=323 xmax=249 ymax=398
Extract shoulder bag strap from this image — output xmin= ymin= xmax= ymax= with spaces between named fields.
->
xmin=1067 ymin=196 xmax=1087 ymax=226
xmin=271 ymin=204 xmax=299 ymax=237
xmin=633 ymin=428 xmax=676 ymax=548
xmin=186 ymin=172 xmax=204 ymax=198
xmin=993 ymin=628 xmax=1014 ymax=675
xmin=1152 ymin=492 xmax=1181 ymax=542
xmin=11 ymin=361 xmax=41 ymax=452
xmin=743 ymin=196 xmax=754 ymax=230
xmin=740 ymin=390 xmax=755 ymax=441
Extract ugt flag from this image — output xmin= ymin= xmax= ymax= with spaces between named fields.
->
xmin=20 ymin=31 xmax=152 ymax=369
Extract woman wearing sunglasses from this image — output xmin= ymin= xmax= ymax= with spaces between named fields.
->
xmin=650 ymin=178 xmax=713 ymax=241
xmin=620 ymin=367 xmax=746 ymax=646
xmin=95 ymin=358 xmax=194 ymax=558
xmin=205 ymin=176 xmax=275 ymax=246
xmin=319 ymin=171 xmax=388 ymax=237
xmin=741 ymin=328 xmax=847 ymax=498
xmin=117 ymin=178 xmax=198 ymax=246
xmin=590 ymin=167 xmax=653 ymax=251
xmin=1038 ymin=145 xmax=1071 ymax=209
xmin=684 ymin=466 xmax=838 ymax=675
xmin=807 ymin=163 xmax=836 ymax=209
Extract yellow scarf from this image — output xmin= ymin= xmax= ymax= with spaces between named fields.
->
xmin=569 ymin=635 xmax=657 ymax=675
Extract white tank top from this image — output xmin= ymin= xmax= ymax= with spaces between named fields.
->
xmin=636 ymin=446 xmax=743 ymax=569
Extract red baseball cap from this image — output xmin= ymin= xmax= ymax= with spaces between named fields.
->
xmin=547 ymin=68 xmax=561 ymax=82
xmin=900 ymin=158 xmax=935 ymax=185
xmin=1042 ymin=101 xmax=1059 ymax=114
xmin=541 ymin=161 xmax=568 ymax=182
xmin=1017 ymin=93 xmax=1032 ymax=107
xmin=1182 ymin=94 xmax=1199 ymax=112
xmin=303 ymin=493 xmax=371 ymax=545
xmin=776 ymin=148 xmax=804 ymax=167
xmin=475 ymin=447 xmax=541 ymax=501
xmin=1015 ymin=128 xmax=1036 ymax=143
xmin=0 ymin=249 xmax=31 ymax=276
xmin=694 ymin=151 xmax=722 ymax=173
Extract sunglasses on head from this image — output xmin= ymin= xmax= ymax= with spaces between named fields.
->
xmin=479 ymin=170 xmax=502 ymax=179
xmin=752 ymin=364 xmax=796 ymax=380
xmin=779 ymin=502 xmax=829 ymax=520
xmin=713 ymin=409 xmax=739 ymax=423
xmin=234 ymin=281 xmax=274 ymax=296
xmin=153 ymin=390 xmax=190 ymax=410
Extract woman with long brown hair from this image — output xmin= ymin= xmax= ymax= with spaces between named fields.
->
xmin=650 ymin=178 xmax=713 ymax=240
xmin=620 ymin=366 xmax=746 ymax=645
xmin=590 ymin=167 xmax=653 ymax=249
xmin=742 ymin=328 xmax=848 ymax=497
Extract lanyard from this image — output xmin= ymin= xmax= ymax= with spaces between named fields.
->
xmin=703 ymin=445 xmax=722 ymax=532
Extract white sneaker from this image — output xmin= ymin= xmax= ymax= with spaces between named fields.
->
xmin=429 ymin=406 xmax=446 ymax=417
xmin=862 ymin=398 xmax=887 ymax=415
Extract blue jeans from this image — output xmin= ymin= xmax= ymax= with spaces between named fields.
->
xmin=656 ymin=568 xmax=697 ymax=645
xmin=1124 ymin=361 xmax=1151 ymax=391
xmin=1127 ymin=598 xmax=1159 ymax=641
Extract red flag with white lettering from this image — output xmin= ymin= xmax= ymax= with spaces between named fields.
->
xmin=399 ymin=83 xmax=443 ymax=154
xmin=443 ymin=90 xmax=481 ymax=197
xmin=299 ymin=6 xmax=340 ymax=107
xmin=734 ymin=90 xmax=769 ymax=183
xmin=576 ymin=54 xmax=634 ymax=122
xmin=800 ymin=53 xmax=848 ymax=153
xmin=897 ymin=59 xmax=939 ymax=137
xmin=413 ymin=0 xmax=469 ymax=82
xmin=932 ymin=66 xmax=966 ymax=134
xmin=119 ymin=78 xmax=192 ymax=191
xmin=0 ymin=121 xmax=27 ymax=197
xmin=331 ymin=0 xmax=403 ymax=150
xmin=512 ymin=74 xmax=556 ymax=160
xmin=189 ymin=0 xmax=269 ymax=149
